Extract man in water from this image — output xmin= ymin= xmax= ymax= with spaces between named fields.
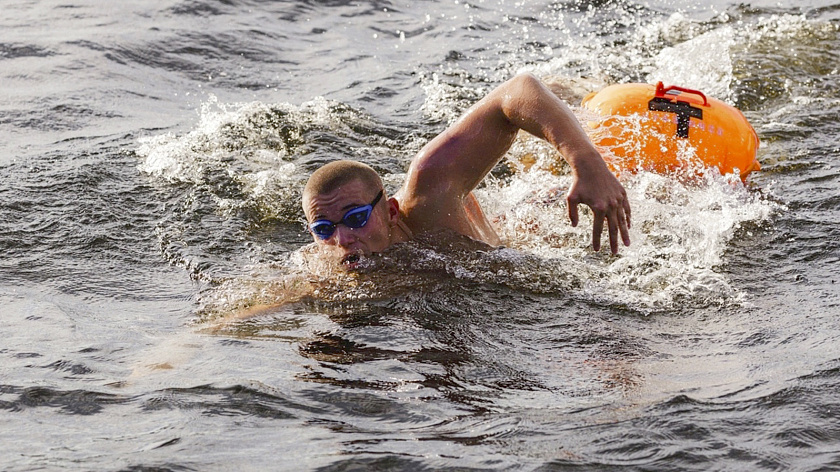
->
xmin=303 ymin=73 xmax=631 ymax=268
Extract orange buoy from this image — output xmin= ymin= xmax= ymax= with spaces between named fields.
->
xmin=581 ymin=82 xmax=760 ymax=181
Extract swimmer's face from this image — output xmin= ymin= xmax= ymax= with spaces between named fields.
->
xmin=303 ymin=178 xmax=394 ymax=267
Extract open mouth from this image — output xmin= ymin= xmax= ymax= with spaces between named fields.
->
xmin=341 ymin=253 xmax=361 ymax=266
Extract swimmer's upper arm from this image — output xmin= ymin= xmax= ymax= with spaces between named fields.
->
xmin=405 ymin=83 xmax=522 ymax=199
xmin=407 ymin=73 xmax=591 ymax=197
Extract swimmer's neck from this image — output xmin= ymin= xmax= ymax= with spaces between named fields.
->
xmin=391 ymin=217 xmax=414 ymax=244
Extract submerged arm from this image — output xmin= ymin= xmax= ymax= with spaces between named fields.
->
xmin=404 ymin=73 xmax=631 ymax=253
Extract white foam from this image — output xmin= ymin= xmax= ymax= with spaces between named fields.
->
xmin=476 ymin=166 xmax=778 ymax=312
xmin=137 ymin=95 xmax=294 ymax=184
xmin=645 ymin=25 xmax=735 ymax=100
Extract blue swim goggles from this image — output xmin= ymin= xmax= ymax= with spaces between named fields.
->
xmin=309 ymin=190 xmax=384 ymax=240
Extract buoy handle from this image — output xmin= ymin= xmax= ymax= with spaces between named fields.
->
xmin=655 ymin=82 xmax=709 ymax=106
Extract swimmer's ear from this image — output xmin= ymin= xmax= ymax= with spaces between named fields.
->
xmin=387 ymin=197 xmax=400 ymax=222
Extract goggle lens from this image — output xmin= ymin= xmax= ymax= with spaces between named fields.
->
xmin=310 ymin=221 xmax=338 ymax=238
xmin=342 ymin=206 xmax=372 ymax=228
xmin=308 ymin=190 xmax=383 ymax=240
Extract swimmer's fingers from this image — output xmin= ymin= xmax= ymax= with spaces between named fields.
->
xmin=623 ymin=195 xmax=632 ymax=230
xmin=608 ymin=212 xmax=618 ymax=255
xmin=591 ymin=207 xmax=605 ymax=253
xmin=566 ymin=173 xmax=631 ymax=254
xmin=619 ymin=197 xmax=632 ymax=248
xmin=567 ymin=194 xmax=580 ymax=228
xmin=605 ymin=199 xmax=631 ymax=255
xmin=568 ymin=190 xmax=611 ymax=253
xmin=588 ymin=197 xmax=632 ymax=254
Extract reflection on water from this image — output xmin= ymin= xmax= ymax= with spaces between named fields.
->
xmin=2 ymin=0 xmax=840 ymax=470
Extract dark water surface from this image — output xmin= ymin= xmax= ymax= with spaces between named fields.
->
xmin=2 ymin=0 xmax=840 ymax=470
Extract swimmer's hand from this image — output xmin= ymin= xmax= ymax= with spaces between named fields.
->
xmin=566 ymin=155 xmax=631 ymax=254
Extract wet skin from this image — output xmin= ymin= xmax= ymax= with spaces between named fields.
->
xmin=304 ymin=73 xmax=632 ymax=265
xmin=303 ymin=179 xmax=402 ymax=268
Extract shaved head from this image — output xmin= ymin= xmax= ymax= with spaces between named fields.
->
xmin=304 ymin=160 xmax=383 ymax=200
xmin=302 ymin=160 xmax=385 ymax=218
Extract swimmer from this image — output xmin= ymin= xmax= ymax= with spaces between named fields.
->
xmin=210 ymin=74 xmax=632 ymax=323
xmin=304 ymin=73 xmax=631 ymax=269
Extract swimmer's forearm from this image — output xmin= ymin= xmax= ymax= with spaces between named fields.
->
xmin=201 ymin=276 xmax=315 ymax=329
xmin=231 ymin=303 xmax=282 ymax=320
xmin=498 ymin=73 xmax=631 ymax=252
xmin=407 ymin=73 xmax=613 ymax=204
xmin=410 ymin=73 xmax=600 ymax=194
xmin=497 ymin=73 xmax=604 ymax=173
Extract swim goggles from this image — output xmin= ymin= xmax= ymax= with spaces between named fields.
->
xmin=309 ymin=190 xmax=384 ymax=240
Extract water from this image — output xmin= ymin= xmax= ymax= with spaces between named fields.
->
xmin=2 ymin=0 xmax=839 ymax=470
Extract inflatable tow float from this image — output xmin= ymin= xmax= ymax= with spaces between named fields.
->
xmin=580 ymin=82 xmax=760 ymax=181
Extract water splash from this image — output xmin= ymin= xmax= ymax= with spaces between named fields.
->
xmin=645 ymin=25 xmax=735 ymax=99
xmin=142 ymin=3 xmax=810 ymax=318
xmin=195 ymin=161 xmax=777 ymax=320
xmin=138 ymin=95 xmax=304 ymax=184
xmin=477 ymin=167 xmax=778 ymax=312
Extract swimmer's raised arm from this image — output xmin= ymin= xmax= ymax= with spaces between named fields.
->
xmin=401 ymin=73 xmax=631 ymax=254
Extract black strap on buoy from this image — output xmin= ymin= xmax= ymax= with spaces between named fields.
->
xmin=648 ymin=82 xmax=706 ymax=139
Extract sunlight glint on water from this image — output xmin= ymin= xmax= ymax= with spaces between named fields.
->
xmin=3 ymin=0 xmax=840 ymax=470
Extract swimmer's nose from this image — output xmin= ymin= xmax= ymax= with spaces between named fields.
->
xmin=332 ymin=224 xmax=357 ymax=248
